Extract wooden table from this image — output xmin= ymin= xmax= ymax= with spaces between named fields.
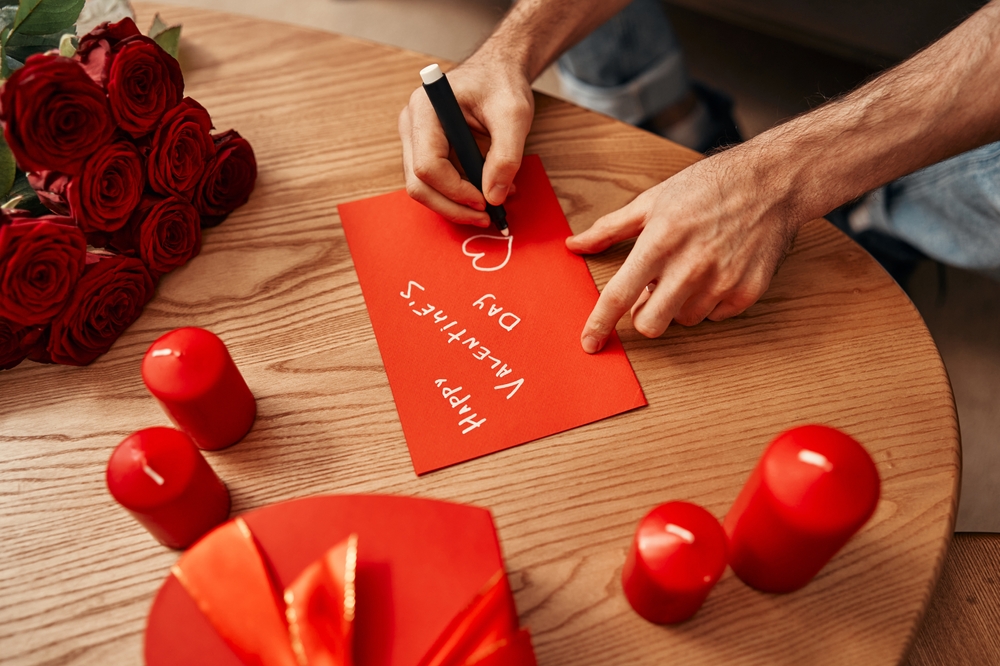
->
xmin=906 ymin=533 xmax=1000 ymax=665
xmin=0 ymin=4 xmax=961 ymax=664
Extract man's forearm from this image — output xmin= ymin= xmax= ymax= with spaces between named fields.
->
xmin=753 ymin=0 xmax=1000 ymax=222
xmin=473 ymin=0 xmax=633 ymax=81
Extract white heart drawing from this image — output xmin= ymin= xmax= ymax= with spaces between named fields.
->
xmin=461 ymin=234 xmax=513 ymax=272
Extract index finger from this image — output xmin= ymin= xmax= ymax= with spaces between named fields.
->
xmin=581 ymin=248 xmax=660 ymax=353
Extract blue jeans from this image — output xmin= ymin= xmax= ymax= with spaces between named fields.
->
xmin=557 ymin=0 xmax=688 ymax=125
xmin=558 ymin=1 xmax=1000 ymax=279
xmin=849 ymin=142 xmax=1000 ymax=280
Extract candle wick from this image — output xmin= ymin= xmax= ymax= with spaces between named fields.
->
xmin=142 ymin=463 xmax=166 ymax=486
xmin=151 ymin=348 xmax=182 ymax=358
xmin=665 ymin=523 xmax=695 ymax=544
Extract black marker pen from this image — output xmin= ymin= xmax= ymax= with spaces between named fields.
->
xmin=420 ymin=63 xmax=509 ymax=237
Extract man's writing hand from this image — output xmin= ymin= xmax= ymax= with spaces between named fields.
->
xmin=398 ymin=57 xmax=534 ymax=227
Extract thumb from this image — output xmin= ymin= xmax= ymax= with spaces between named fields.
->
xmin=566 ymin=199 xmax=647 ymax=255
xmin=481 ymin=98 xmax=533 ymax=206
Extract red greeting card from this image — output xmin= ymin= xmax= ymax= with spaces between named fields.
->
xmin=339 ymin=154 xmax=645 ymax=474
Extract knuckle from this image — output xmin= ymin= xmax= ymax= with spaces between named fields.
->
xmin=498 ymin=153 xmax=523 ymax=172
xmin=404 ymin=179 xmax=426 ymax=203
xmin=633 ymin=318 xmax=663 ymax=339
xmin=587 ymin=309 xmax=619 ymax=337
xmin=634 ymin=186 xmax=661 ymax=208
xmin=509 ymin=94 xmax=533 ymax=113
xmin=644 ymin=228 xmax=674 ymax=255
xmin=713 ymin=273 xmax=740 ymax=298
xmin=589 ymin=215 xmax=614 ymax=234
xmin=729 ymin=288 xmax=759 ymax=312
xmin=705 ymin=285 xmax=729 ymax=304
xmin=486 ymin=146 xmax=522 ymax=171
xmin=494 ymin=95 xmax=532 ymax=120
xmin=744 ymin=271 xmax=771 ymax=297
xmin=706 ymin=308 xmax=728 ymax=323
xmin=409 ymin=88 xmax=428 ymax=108
xmin=586 ymin=316 xmax=612 ymax=337
xmin=705 ymin=277 xmax=737 ymax=303
xmin=686 ymin=260 xmax=714 ymax=285
xmin=601 ymin=287 xmax=634 ymax=313
xmin=707 ymin=301 xmax=740 ymax=322
xmin=674 ymin=310 xmax=702 ymax=327
xmin=411 ymin=160 xmax=436 ymax=184
xmin=590 ymin=223 xmax=616 ymax=246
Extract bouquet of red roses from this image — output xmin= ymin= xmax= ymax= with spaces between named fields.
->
xmin=0 ymin=16 xmax=256 ymax=369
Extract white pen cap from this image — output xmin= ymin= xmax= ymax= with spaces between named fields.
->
xmin=420 ymin=63 xmax=444 ymax=85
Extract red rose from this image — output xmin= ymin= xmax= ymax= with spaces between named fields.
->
xmin=0 ymin=317 xmax=43 ymax=370
xmin=66 ymin=141 xmax=145 ymax=233
xmin=195 ymin=130 xmax=258 ymax=227
xmin=109 ymin=38 xmax=184 ymax=137
xmin=76 ymin=19 xmax=183 ymax=137
xmin=148 ymin=98 xmax=215 ymax=197
xmin=112 ymin=195 xmax=201 ymax=278
xmin=0 ymin=218 xmax=86 ymax=326
xmin=76 ymin=17 xmax=143 ymax=85
xmin=27 ymin=171 xmax=71 ymax=216
xmin=0 ymin=54 xmax=114 ymax=174
xmin=43 ymin=253 xmax=154 ymax=365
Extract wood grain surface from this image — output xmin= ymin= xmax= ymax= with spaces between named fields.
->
xmin=906 ymin=533 xmax=1000 ymax=665
xmin=0 ymin=4 xmax=961 ymax=665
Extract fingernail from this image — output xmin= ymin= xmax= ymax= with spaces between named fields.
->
xmin=488 ymin=184 xmax=508 ymax=204
xmin=471 ymin=200 xmax=486 ymax=211
xmin=582 ymin=335 xmax=603 ymax=354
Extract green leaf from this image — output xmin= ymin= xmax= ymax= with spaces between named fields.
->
xmin=147 ymin=12 xmax=168 ymax=39
xmin=0 ymin=5 xmax=16 ymax=45
xmin=153 ymin=25 xmax=180 ymax=59
xmin=2 ymin=52 xmax=22 ymax=79
xmin=2 ymin=173 xmax=47 ymax=215
xmin=5 ymin=26 xmax=67 ymax=49
xmin=0 ymin=135 xmax=15 ymax=198
xmin=0 ymin=9 xmax=12 ymax=78
xmin=3 ymin=25 xmax=71 ymax=74
xmin=12 ymin=0 xmax=85 ymax=37
xmin=0 ymin=1 xmax=70 ymax=77
xmin=148 ymin=14 xmax=180 ymax=59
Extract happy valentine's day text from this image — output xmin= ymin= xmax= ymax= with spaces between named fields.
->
xmin=400 ymin=281 xmax=524 ymax=401
xmin=434 ymin=379 xmax=486 ymax=433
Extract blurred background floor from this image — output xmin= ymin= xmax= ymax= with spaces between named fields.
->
xmin=148 ymin=0 xmax=998 ymax=531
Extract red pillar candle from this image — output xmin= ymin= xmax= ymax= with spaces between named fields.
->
xmin=622 ymin=501 xmax=728 ymax=624
xmin=142 ymin=327 xmax=256 ymax=451
xmin=723 ymin=425 xmax=881 ymax=593
xmin=107 ymin=427 xmax=231 ymax=549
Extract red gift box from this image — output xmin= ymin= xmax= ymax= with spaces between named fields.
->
xmin=145 ymin=494 xmax=535 ymax=665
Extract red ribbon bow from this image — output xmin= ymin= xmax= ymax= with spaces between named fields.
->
xmin=171 ymin=518 xmax=535 ymax=666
